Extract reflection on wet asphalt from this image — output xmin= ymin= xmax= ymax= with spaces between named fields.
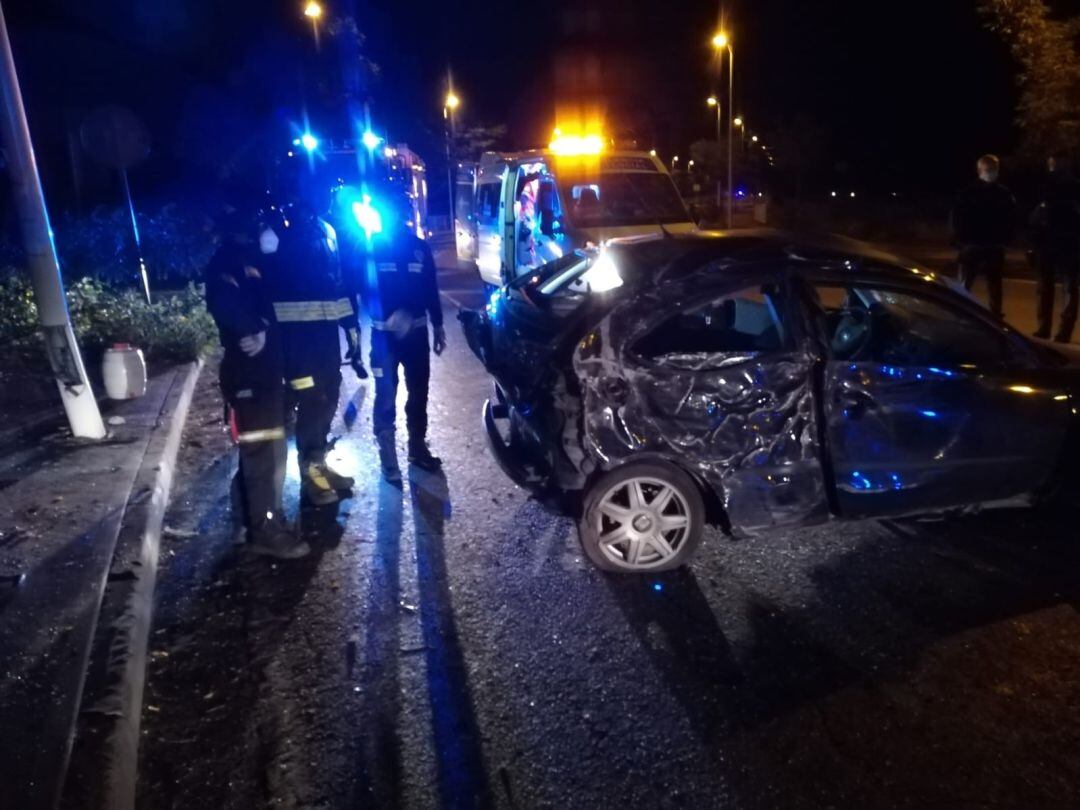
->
xmin=137 ymin=258 xmax=1080 ymax=810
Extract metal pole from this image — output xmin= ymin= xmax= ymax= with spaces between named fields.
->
xmin=715 ymin=100 xmax=723 ymax=212
xmin=0 ymin=2 xmax=105 ymax=439
xmin=121 ymin=168 xmax=151 ymax=304
xmin=445 ymin=106 xmax=455 ymax=232
xmin=726 ymin=45 xmax=735 ymax=229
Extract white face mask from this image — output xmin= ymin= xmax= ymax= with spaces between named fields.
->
xmin=258 ymin=227 xmax=279 ymax=254
xmin=979 ymin=169 xmax=998 ymax=184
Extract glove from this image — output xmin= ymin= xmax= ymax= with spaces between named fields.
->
xmin=238 ymin=330 xmax=266 ymax=358
xmin=433 ymin=325 xmax=447 ymax=356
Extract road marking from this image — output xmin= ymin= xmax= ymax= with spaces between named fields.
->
xmin=441 ymin=291 xmax=467 ymax=309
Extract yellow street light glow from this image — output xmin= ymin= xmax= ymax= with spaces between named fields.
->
xmin=707 ymin=96 xmax=718 ymax=106
xmin=445 ymin=92 xmax=460 ymax=110
xmin=649 ymin=149 xmax=657 ymax=156
xmin=549 ymin=131 xmax=604 ymax=156
xmin=712 ymin=32 xmax=729 ymax=49
xmin=734 ymin=117 xmax=743 ymax=127
xmin=751 ymin=135 xmax=759 ymax=142
xmin=303 ymin=1 xmax=323 ymax=19
xmin=1009 ymin=385 xmax=1037 ymax=395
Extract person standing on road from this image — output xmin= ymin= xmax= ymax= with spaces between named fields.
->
xmin=205 ymin=202 xmax=309 ymax=559
xmin=950 ymin=154 xmax=1015 ymax=319
xmin=344 ymin=191 xmax=446 ymax=483
xmin=262 ymin=189 xmax=360 ymax=505
xmin=1030 ymin=151 xmax=1080 ymax=343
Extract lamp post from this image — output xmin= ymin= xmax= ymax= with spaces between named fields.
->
xmin=671 ymin=154 xmax=679 ymax=172
xmin=303 ymin=1 xmax=322 ymax=48
xmin=712 ymin=31 xmax=735 ymax=229
xmin=0 ymin=3 xmax=105 ymax=438
xmin=443 ymin=89 xmax=460 ymax=232
xmin=707 ymin=96 xmax=722 ymax=209
xmin=734 ymin=116 xmax=745 ymax=152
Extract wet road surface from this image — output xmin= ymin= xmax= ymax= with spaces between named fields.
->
xmin=137 ymin=253 xmax=1080 ymax=809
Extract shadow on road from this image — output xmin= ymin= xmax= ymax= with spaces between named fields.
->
xmin=409 ymin=467 xmax=494 ymax=810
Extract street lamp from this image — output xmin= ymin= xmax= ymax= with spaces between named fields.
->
xmin=672 ymin=155 xmax=679 ymax=172
xmin=443 ymin=87 xmax=460 ymax=230
xmin=303 ymin=1 xmax=322 ymax=47
xmin=712 ymin=30 xmax=734 ymax=228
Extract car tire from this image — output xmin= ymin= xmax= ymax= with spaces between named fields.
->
xmin=579 ymin=461 xmax=706 ymax=574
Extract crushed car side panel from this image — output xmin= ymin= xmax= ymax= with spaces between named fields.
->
xmin=571 ymin=283 xmax=829 ymax=533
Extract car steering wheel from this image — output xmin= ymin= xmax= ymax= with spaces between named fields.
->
xmin=831 ymin=307 xmax=872 ymax=360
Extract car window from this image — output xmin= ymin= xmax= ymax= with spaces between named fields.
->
xmin=810 ymin=283 xmax=1008 ymax=367
xmin=633 ymin=283 xmax=789 ymax=362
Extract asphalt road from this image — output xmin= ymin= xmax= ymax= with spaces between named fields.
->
xmin=137 ymin=250 xmax=1080 ymax=809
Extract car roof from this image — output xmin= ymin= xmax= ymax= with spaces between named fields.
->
xmin=606 ymin=228 xmax=950 ymax=291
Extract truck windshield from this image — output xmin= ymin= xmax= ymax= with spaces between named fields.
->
xmin=559 ymin=173 xmax=688 ymax=229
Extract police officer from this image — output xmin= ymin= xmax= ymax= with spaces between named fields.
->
xmin=205 ymin=202 xmax=309 ymax=559
xmin=950 ymin=154 xmax=1015 ymax=319
xmin=261 ymin=191 xmax=359 ymax=505
xmin=347 ymin=191 xmax=445 ymax=483
xmin=1031 ymin=151 xmax=1080 ymax=343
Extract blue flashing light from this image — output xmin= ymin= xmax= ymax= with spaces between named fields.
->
xmin=300 ymin=132 xmax=319 ymax=152
xmin=352 ymin=195 xmax=383 ymax=239
xmin=652 ymin=582 xmax=663 ymax=592
xmin=920 ymin=409 xmax=939 ymax=419
xmin=361 ymin=130 xmax=383 ymax=151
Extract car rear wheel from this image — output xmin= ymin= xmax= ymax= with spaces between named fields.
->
xmin=579 ymin=462 xmax=705 ymax=573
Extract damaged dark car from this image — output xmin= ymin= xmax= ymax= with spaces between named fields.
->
xmin=460 ymin=231 xmax=1080 ymax=574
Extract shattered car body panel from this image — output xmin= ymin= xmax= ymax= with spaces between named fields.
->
xmin=572 ymin=277 xmax=829 ymax=532
xmin=461 ymin=231 xmax=1080 ymax=536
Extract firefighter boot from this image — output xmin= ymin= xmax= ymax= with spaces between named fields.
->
xmin=303 ymin=462 xmax=340 ymax=506
xmin=248 ymin=516 xmax=310 ymax=560
xmin=407 ymin=434 xmax=442 ymax=472
xmin=376 ymin=429 xmax=402 ymax=484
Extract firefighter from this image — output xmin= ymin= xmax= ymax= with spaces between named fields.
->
xmin=261 ymin=190 xmax=361 ymax=506
xmin=346 ymin=191 xmax=445 ymax=483
xmin=205 ymin=202 xmax=309 ymax=559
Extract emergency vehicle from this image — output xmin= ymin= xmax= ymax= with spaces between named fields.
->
xmin=456 ymin=134 xmax=695 ymax=288
xmin=289 ymin=137 xmax=430 ymax=239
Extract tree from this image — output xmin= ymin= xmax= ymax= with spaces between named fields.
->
xmin=980 ymin=0 xmax=1080 ymax=155
xmin=450 ymin=123 xmax=508 ymax=165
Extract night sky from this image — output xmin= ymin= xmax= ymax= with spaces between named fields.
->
xmin=2 ymin=0 xmax=1074 ymax=212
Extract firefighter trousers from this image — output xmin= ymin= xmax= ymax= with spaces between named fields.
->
xmin=288 ymin=368 xmax=342 ymax=466
xmin=228 ymin=386 xmax=287 ymax=533
xmin=370 ymin=328 xmax=430 ymax=438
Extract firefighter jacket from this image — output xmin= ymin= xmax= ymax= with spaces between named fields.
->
xmin=343 ymin=228 xmax=442 ymax=334
xmin=264 ymin=208 xmax=357 ymax=382
xmin=205 ymin=240 xmax=283 ymax=393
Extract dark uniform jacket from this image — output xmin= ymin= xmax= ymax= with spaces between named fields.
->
xmin=263 ymin=207 xmax=356 ymax=380
xmin=950 ymin=180 xmax=1016 ymax=248
xmin=1031 ymin=172 xmax=1080 ymax=252
xmin=344 ymin=229 xmax=442 ymax=330
xmin=205 ymin=241 xmax=282 ymax=392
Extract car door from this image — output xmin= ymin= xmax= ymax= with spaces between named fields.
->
xmin=475 ymin=166 xmax=507 ymax=287
xmin=803 ymin=275 xmax=1072 ymax=518
xmin=591 ymin=272 xmax=831 ymax=532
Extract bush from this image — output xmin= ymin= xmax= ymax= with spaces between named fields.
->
xmin=0 ymin=275 xmax=218 ymax=370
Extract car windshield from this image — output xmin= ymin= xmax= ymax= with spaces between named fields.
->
xmin=559 ymin=173 xmax=688 ymax=229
